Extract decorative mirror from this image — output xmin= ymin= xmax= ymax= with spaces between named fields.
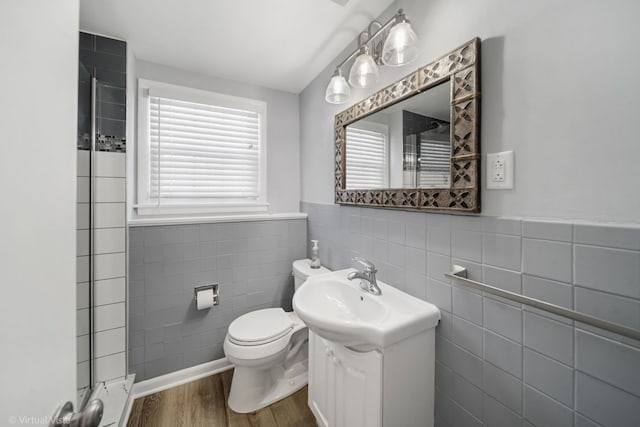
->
xmin=334 ymin=37 xmax=481 ymax=213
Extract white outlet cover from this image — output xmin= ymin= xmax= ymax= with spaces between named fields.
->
xmin=486 ymin=151 xmax=514 ymax=189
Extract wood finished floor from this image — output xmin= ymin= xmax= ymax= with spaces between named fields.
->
xmin=127 ymin=369 xmax=317 ymax=427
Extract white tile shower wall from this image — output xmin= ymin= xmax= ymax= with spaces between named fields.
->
xmin=77 ymin=150 xmax=90 ymax=390
xmin=94 ymin=152 xmax=127 ymax=383
xmin=76 ymin=151 xmax=127 ymax=387
xmin=302 ymin=201 xmax=640 ymax=427
xmin=127 ymin=219 xmax=307 ymax=381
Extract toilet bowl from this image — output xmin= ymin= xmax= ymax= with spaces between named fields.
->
xmin=223 ymin=258 xmax=330 ymax=413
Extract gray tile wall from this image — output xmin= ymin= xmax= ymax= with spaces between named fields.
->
xmin=79 ymin=32 xmax=127 ymax=151
xmin=128 ymin=219 xmax=306 ymax=381
xmin=302 ymin=202 xmax=640 ymax=427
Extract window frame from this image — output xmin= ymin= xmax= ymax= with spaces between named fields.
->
xmin=135 ymin=78 xmax=268 ymax=218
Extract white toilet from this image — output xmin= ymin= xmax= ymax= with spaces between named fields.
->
xmin=223 ymin=258 xmax=330 ymax=413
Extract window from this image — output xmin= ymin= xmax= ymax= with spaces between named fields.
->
xmin=136 ymin=79 xmax=267 ymax=217
xmin=345 ymin=123 xmax=388 ymax=189
xmin=418 ymin=135 xmax=451 ymax=187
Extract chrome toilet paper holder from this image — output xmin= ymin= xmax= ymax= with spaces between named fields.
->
xmin=194 ymin=284 xmax=219 ymax=308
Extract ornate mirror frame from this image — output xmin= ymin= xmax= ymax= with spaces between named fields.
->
xmin=334 ymin=37 xmax=481 ymax=213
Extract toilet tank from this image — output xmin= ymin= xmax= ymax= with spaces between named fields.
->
xmin=292 ymin=259 xmax=330 ymax=291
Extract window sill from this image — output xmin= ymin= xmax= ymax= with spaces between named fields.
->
xmin=134 ymin=201 xmax=270 ymax=216
xmin=128 ymin=212 xmax=308 ymax=227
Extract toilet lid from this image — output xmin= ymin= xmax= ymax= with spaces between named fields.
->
xmin=228 ymin=308 xmax=294 ymax=345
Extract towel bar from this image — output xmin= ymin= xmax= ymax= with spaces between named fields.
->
xmin=445 ymin=265 xmax=640 ymax=342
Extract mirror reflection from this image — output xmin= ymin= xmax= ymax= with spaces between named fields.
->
xmin=345 ymin=81 xmax=451 ymax=189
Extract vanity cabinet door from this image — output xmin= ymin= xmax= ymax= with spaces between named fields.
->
xmin=334 ymin=344 xmax=382 ymax=427
xmin=308 ymin=331 xmax=336 ymax=427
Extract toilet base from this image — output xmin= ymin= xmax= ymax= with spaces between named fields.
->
xmin=227 ymin=358 xmax=308 ymax=414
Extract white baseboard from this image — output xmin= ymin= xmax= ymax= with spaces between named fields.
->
xmin=120 ymin=358 xmax=232 ymax=426
xmin=132 ymin=357 xmax=232 ymax=399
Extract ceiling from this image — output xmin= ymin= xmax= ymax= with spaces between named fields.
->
xmin=80 ymin=0 xmax=396 ymax=93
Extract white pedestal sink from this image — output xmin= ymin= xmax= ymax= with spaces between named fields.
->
xmin=292 ymin=268 xmax=440 ymax=352
xmin=293 ymin=268 xmax=441 ymax=427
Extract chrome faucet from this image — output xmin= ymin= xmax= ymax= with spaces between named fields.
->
xmin=347 ymin=257 xmax=382 ymax=295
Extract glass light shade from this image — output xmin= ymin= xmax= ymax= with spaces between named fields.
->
xmin=348 ymin=50 xmax=379 ymax=88
xmin=325 ymin=73 xmax=351 ymax=104
xmin=381 ymin=21 xmax=418 ymax=66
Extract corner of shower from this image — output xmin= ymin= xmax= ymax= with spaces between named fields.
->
xmin=74 ymin=32 xmax=132 ymax=426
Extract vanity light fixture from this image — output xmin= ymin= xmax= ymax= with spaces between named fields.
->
xmin=381 ymin=12 xmax=419 ymax=66
xmin=324 ymin=9 xmax=419 ymax=104
xmin=325 ymin=68 xmax=351 ymax=104
xmin=348 ymin=44 xmax=379 ymax=88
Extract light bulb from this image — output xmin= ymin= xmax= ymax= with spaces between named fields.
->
xmin=382 ymin=21 xmax=418 ymax=66
xmin=325 ymin=69 xmax=351 ymax=104
xmin=348 ymin=47 xmax=379 ymax=88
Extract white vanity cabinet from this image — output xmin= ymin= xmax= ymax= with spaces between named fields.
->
xmin=308 ymin=331 xmax=382 ymax=427
xmin=308 ymin=331 xmax=336 ymax=427
xmin=308 ymin=329 xmax=435 ymax=427
xmin=333 ymin=341 xmax=383 ymax=427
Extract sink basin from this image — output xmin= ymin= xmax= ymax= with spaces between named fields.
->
xmin=293 ymin=269 xmax=441 ymax=351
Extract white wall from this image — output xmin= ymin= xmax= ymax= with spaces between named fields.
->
xmin=300 ymin=0 xmax=640 ymax=224
xmin=134 ymin=59 xmax=301 ymax=214
xmin=0 ymin=0 xmax=79 ymax=421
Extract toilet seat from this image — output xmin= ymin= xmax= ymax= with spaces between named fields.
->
xmin=228 ymin=308 xmax=294 ymax=346
xmin=224 ymin=310 xmax=306 ymax=362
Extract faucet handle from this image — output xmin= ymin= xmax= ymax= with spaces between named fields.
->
xmin=352 ymin=257 xmax=377 ymax=273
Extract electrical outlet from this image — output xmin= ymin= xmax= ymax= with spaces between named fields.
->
xmin=486 ymin=151 xmax=514 ymax=189
xmin=492 ymin=159 xmax=505 ymax=182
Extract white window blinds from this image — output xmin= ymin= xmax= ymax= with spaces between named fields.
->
xmin=345 ymin=127 xmax=387 ymax=189
xmin=149 ymin=96 xmax=261 ymax=201
xmin=418 ymin=135 xmax=451 ymax=187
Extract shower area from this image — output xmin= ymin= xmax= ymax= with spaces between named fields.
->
xmin=76 ymin=31 xmax=131 ymax=425
xmin=402 ymin=110 xmax=451 ymax=188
